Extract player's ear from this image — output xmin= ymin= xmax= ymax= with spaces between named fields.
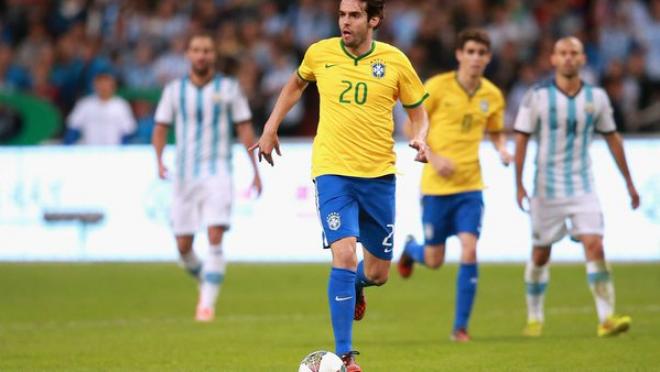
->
xmin=368 ymin=16 xmax=381 ymax=29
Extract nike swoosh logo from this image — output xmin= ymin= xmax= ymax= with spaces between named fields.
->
xmin=335 ymin=296 xmax=353 ymax=302
xmin=325 ymin=64 xmax=337 ymax=68
xmin=384 ymin=248 xmax=393 ymax=253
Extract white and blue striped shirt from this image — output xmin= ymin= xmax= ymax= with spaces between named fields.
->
xmin=155 ymin=74 xmax=252 ymax=182
xmin=514 ymin=81 xmax=617 ymax=199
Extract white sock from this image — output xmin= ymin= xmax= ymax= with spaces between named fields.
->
xmin=586 ymin=260 xmax=615 ymax=323
xmin=199 ymin=243 xmax=226 ymax=310
xmin=179 ymin=250 xmax=202 ymax=279
xmin=525 ymin=262 xmax=549 ymax=323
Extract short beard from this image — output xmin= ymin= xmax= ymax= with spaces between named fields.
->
xmin=192 ymin=65 xmax=211 ymax=77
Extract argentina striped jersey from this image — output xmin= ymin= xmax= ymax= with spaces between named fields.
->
xmin=155 ymin=74 xmax=252 ymax=181
xmin=513 ymin=81 xmax=617 ymax=199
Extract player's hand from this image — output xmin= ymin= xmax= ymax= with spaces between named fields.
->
xmin=248 ymin=130 xmax=281 ymax=166
xmin=627 ymin=183 xmax=640 ymax=209
xmin=408 ymin=138 xmax=428 ymax=163
xmin=252 ymin=174 xmax=263 ymax=197
xmin=157 ymin=162 xmax=169 ymax=180
xmin=499 ymin=149 xmax=512 ymax=166
xmin=516 ymin=186 xmax=529 ymax=212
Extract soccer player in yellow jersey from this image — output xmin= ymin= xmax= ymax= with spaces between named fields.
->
xmin=250 ymin=1 xmax=429 ymax=370
xmin=397 ymin=29 xmax=511 ymax=342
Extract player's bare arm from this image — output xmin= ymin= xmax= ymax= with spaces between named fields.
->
xmin=425 ymin=150 xmax=455 ymax=178
xmin=488 ymin=131 xmax=512 ymax=166
xmin=236 ymin=120 xmax=263 ymax=196
xmin=152 ymin=122 xmax=170 ymax=179
xmin=405 ymin=105 xmax=429 ymax=163
xmin=514 ymin=131 xmax=530 ymax=211
xmin=249 ymin=73 xmax=309 ymax=166
xmin=602 ymin=132 xmax=640 ymax=209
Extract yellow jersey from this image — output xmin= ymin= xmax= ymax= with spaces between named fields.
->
xmin=421 ymin=72 xmax=505 ymax=195
xmin=298 ymin=37 xmax=428 ymax=178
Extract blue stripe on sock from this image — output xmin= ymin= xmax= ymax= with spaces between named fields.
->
xmin=204 ymin=272 xmax=224 ymax=285
xmin=588 ymin=272 xmax=611 ymax=284
xmin=526 ymin=282 xmax=548 ymax=295
xmin=454 ymin=263 xmax=478 ymax=331
xmin=328 ymin=267 xmax=356 ymax=356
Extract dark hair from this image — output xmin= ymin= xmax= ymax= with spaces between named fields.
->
xmin=353 ymin=0 xmax=385 ymax=29
xmin=455 ymin=29 xmax=491 ymax=51
xmin=186 ymin=31 xmax=215 ymax=49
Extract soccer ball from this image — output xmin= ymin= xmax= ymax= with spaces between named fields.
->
xmin=298 ymin=350 xmax=346 ymax=372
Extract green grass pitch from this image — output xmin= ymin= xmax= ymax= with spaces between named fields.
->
xmin=1 ymin=262 xmax=658 ymax=371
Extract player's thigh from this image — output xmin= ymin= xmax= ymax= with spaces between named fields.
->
xmin=354 ymin=175 xmax=396 ymax=261
xmin=201 ymin=175 xmax=232 ymax=230
xmin=421 ymin=195 xmax=453 ymax=246
xmin=171 ymin=181 xmax=200 ymax=236
xmin=315 ymin=175 xmax=360 ymax=247
xmin=453 ymin=191 xmax=484 ymax=239
xmin=530 ymin=197 xmax=567 ymax=246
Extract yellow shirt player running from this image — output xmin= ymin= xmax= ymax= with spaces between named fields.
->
xmin=250 ymin=1 xmax=429 ymax=370
xmin=298 ymin=37 xmax=428 ymax=178
xmin=398 ymin=29 xmax=511 ymax=343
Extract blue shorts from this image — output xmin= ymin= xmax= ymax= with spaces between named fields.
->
xmin=315 ymin=174 xmax=396 ymax=260
xmin=422 ymin=191 xmax=484 ymax=245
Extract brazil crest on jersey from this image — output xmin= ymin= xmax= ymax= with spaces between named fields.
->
xmin=298 ymin=37 xmax=428 ymax=178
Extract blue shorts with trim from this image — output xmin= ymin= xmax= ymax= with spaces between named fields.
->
xmin=315 ymin=174 xmax=395 ymax=261
xmin=422 ymin=191 xmax=484 ymax=245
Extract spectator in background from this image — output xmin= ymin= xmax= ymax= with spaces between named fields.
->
xmin=65 ymin=71 xmax=135 ymax=145
xmin=0 ymin=43 xmax=31 ymax=91
xmin=124 ymin=99 xmax=155 ymax=144
xmin=261 ymin=42 xmax=302 ymax=135
xmin=121 ymin=39 xmax=158 ymax=89
xmin=643 ymin=0 xmax=660 ymax=82
xmin=290 ymin=0 xmax=335 ymax=50
xmin=153 ymin=35 xmax=189 ymax=86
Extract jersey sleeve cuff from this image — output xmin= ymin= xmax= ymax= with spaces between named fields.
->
xmin=296 ymin=69 xmax=315 ymax=83
xmin=402 ymin=92 xmax=430 ymax=108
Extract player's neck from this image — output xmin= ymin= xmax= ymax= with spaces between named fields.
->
xmin=344 ymin=35 xmax=373 ymax=57
xmin=189 ymin=71 xmax=215 ymax=88
xmin=554 ymin=74 xmax=582 ymax=96
xmin=455 ymin=69 xmax=481 ymax=96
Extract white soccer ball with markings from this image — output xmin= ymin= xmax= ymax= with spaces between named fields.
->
xmin=298 ymin=350 xmax=346 ymax=372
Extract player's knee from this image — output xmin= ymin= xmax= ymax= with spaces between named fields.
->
xmin=584 ymin=241 xmax=604 ymax=257
xmin=426 ymin=256 xmax=445 ymax=269
xmin=367 ymin=271 xmax=389 ymax=286
xmin=425 ymin=248 xmax=445 ymax=269
xmin=332 ymin=249 xmax=358 ymax=269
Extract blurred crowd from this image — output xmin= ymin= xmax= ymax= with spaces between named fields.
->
xmin=1 ymin=0 xmax=659 ymax=144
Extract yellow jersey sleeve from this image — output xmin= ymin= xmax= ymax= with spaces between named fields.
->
xmin=297 ymin=43 xmax=318 ymax=82
xmin=486 ymin=89 xmax=505 ymax=132
xmin=396 ymin=52 xmax=428 ymax=108
xmin=422 ymin=77 xmax=443 ymax=115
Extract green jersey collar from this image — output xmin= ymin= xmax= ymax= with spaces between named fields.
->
xmin=340 ymin=39 xmax=376 ymax=66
